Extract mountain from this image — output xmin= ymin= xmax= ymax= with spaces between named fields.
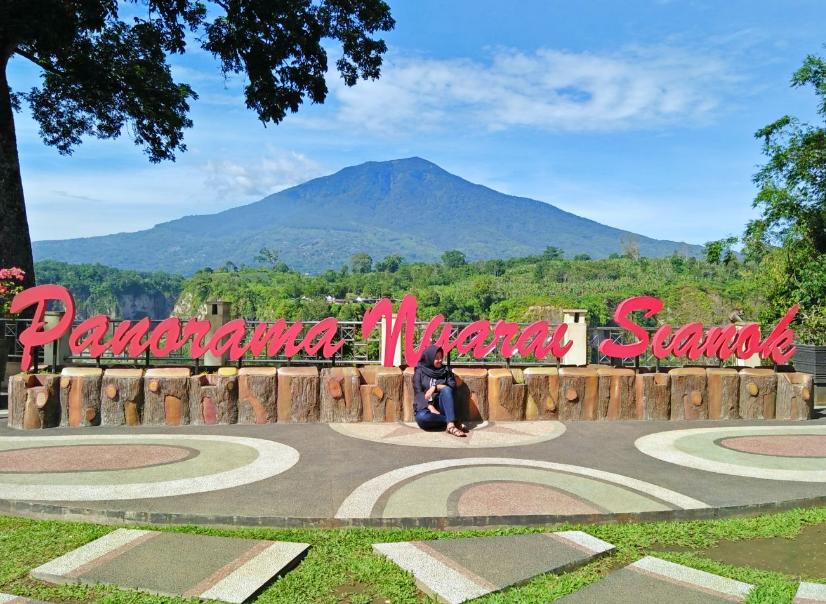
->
xmin=34 ymin=157 xmax=702 ymax=274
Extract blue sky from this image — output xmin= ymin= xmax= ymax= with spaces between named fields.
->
xmin=9 ymin=0 xmax=826 ymax=245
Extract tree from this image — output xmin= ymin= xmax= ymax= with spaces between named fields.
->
xmin=542 ymin=246 xmax=563 ymax=260
xmin=441 ymin=249 xmax=466 ymax=268
xmin=573 ymin=253 xmax=592 ymax=261
xmin=620 ymin=236 xmax=640 ymax=260
xmin=747 ymin=51 xmax=826 ymax=343
xmin=0 ymin=1 xmax=395 ymax=288
xmin=254 ymin=247 xmax=279 ymax=267
xmin=350 ymin=252 xmax=372 ymax=273
xmin=703 ymin=237 xmax=738 ymax=265
xmin=375 ymin=253 xmax=402 ymax=272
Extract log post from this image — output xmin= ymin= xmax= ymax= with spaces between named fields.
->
xmin=452 ymin=368 xmax=488 ymax=422
xmin=738 ymin=368 xmax=777 ymax=419
xmin=320 ymin=367 xmax=362 ymax=422
xmin=635 ymin=371 xmax=670 ymax=420
xmin=237 ymin=367 xmax=277 ymax=424
xmin=524 ymin=367 xmax=559 ymax=420
xmin=359 ymin=366 xmax=403 ymax=422
xmin=487 ymin=368 xmax=527 ymax=421
xmin=277 ymin=366 xmax=319 ymax=422
xmin=143 ymin=368 xmax=191 ymax=426
xmin=189 ymin=368 xmax=238 ymax=425
xmin=597 ymin=367 xmax=636 ymax=420
xmin=8 ymin=373 xmax=60 ymax=430
xmin=707 ymin=368 xmax=739 ymax=420
xmin=558 ymin=367 xmax=599 ymax=420
xmin=101 ymin=368 xmax=144 ymax=426
xmin=669 ymin=367 xmax=707 ymax=420
xmin=402 ymin=367 xmax=416 ymax=422
xmin=59 ymin=367 xmax=103 ymax=427
xmin=776 ymin=372 xmax=814 ymax=420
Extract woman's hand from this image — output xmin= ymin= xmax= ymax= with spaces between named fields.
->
xmin=426 ymin=385 xmax=437 ymax=400
xmin=436 ymin=383 xmax=447 ymax=391
xmin=427 ymin=404 xmax=441 ymax=415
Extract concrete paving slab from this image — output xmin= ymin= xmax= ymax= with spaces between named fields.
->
xmin=558 ymin=556 xmax=753 ymax=603
xmin=373 ymin=530 xmax=613 ymax=604
xmin=30 ymin=528 xmax=308 ymax=603
xmin=796 ymin=581 xmax=826 ymax=603
xmin=0 ymin=594 xmax=51 ymax=603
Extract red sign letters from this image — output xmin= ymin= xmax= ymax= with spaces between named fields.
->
xmin=10 ymin=286 xmax=797 ymax=372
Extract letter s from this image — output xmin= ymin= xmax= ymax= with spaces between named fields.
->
xmin=599 ymin=296 xmax=663 ymax=359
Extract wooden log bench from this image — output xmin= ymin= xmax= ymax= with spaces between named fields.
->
xmin=189 ymin=367 xmax=238 ymax=425
xmin=358 ymin=366 xmax=403 ymax=422
xmin=739 ymin=368 xmax=777 ymax=419
xmin=101 ymin=368 xmax=144 ymax=426
xmin=320 ymin=366 xmax=362 ymax=422
xmin=707 ymin=368 xmax=739 ymax=420
xmin=635 ymin=371 xmax=670 ymax=420
xmin=488 ymin=368 xmax=527 ymax=421
xmin=669 ymin=367 xmax=707 ymax=420
xmin=776 ymin=372 xmax=814 ymax=420
xmin=452 ymin=367 xmax=487 ymax=422
xmin=59 ymin=367 xmax=103 ymax=427
xmin=597 ymin=367 xmax=636 ymax=420
xmin=523 ymin=367 xmax=559 ymax=420
xmin=558 ymin=367 xmax=599 ymax=420
xmin=237 ymin=367 xmax=277 ymax=424
xmin=277 ymin=366 xmax=319 ymax=422
xmin=8 ymin=373 xmax=60 ymax=430
xmin=144 ymin=368 xmax=191 ymax=426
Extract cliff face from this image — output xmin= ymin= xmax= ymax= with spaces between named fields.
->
xmin=115 ymin=292 xmax=176 ymax=320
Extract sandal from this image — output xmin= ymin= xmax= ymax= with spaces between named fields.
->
xmin=447 ymin=425 xmax=467 ymax=438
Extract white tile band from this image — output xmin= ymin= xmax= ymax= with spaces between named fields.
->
xmin=31 ymin=529 xmax=150 ymax=580
xmin=630 ymin=556 xmax=753 ymax=601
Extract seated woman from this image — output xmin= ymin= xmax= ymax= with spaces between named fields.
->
xmin=412 ymin=345 xmax=466 ymax=437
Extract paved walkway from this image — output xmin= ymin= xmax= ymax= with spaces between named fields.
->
xmin=0 ymin=418 xmax=825 ymax=526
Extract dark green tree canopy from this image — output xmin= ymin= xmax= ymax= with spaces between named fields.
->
xmin=441 ymin=249 xmax=466 ymax=268
xmin=0 ymin=0 xmax=393 ymax=289
xmin=749 ymin=52 xmax=826 ymax=255
xmin=747 ymin=50 xmax=826 ymax=343
xmin=3 ymin=0 xmax=394 ymax=162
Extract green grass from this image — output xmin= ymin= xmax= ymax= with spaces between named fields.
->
xmin=1 ymin=508 xmax=826 ymax=603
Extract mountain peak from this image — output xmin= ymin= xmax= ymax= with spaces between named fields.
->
xmin=34 ymin=157 xmax=703 ymax=274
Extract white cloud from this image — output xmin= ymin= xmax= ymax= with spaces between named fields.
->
xmin=203 ymin=149 xmax=324 ymax=198
xmin=327 ymin=45 xmax=738 ymax=134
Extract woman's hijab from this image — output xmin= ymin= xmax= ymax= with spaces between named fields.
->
xmin=417 ymin=344 xmax=450 ymax=379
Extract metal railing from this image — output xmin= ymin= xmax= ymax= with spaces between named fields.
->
xmin=2 ymin=317 xmax=745 ymax=371
xmin=2 ymin=319 xmax=45 ymax=368
xmin=589 ymin=326 xmax=739 ymax=369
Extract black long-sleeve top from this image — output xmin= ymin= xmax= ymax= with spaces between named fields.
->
xmin=411 ymin=366 xmax=457 ymax=412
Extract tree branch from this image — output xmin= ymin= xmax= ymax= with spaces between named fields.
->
xmin=13 ymin=48 xmax=65 ymax=76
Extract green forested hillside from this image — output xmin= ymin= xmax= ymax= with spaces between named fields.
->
xmin=177 ymin=252 xmax=760 ymax=327
xmin=35 ymin=261 xmax=185 ymax=319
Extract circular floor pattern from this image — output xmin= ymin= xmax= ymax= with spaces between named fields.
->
xmin=329 ymin=421 xmax=566 ymax=448
xmin=0 ymin=444 xmax=196 ymax=473
xmin=0 ymin=434 xmax=299 ymax=501
xmin=635 ymin=426 xmax=826 ymax=482
xmin=334 ymin=458 xmax=708 ymax=519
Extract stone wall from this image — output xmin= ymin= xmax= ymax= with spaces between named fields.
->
xmin=6 ymin=365 xmax=816 ymax=429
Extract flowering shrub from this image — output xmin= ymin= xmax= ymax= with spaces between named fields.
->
xmin=0 ymin=267 xmax=25 ymax=317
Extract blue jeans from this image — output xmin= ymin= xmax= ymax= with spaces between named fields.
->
xmin=415 ymin=386 xmax=457 ymax=430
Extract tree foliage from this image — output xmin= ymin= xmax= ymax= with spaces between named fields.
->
xmin=0 ymin=0 xmax=395 ymax=288
xmin=747 ymin=51 xmax=826 ymax=343
xmin=441 ymin=250 xmax=466 ymax=268
xmin=5 ymin=0 xmax=394 ymax=162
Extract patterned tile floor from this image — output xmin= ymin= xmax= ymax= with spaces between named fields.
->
xmin=0 ymin=418 xmax=825 ymax=526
